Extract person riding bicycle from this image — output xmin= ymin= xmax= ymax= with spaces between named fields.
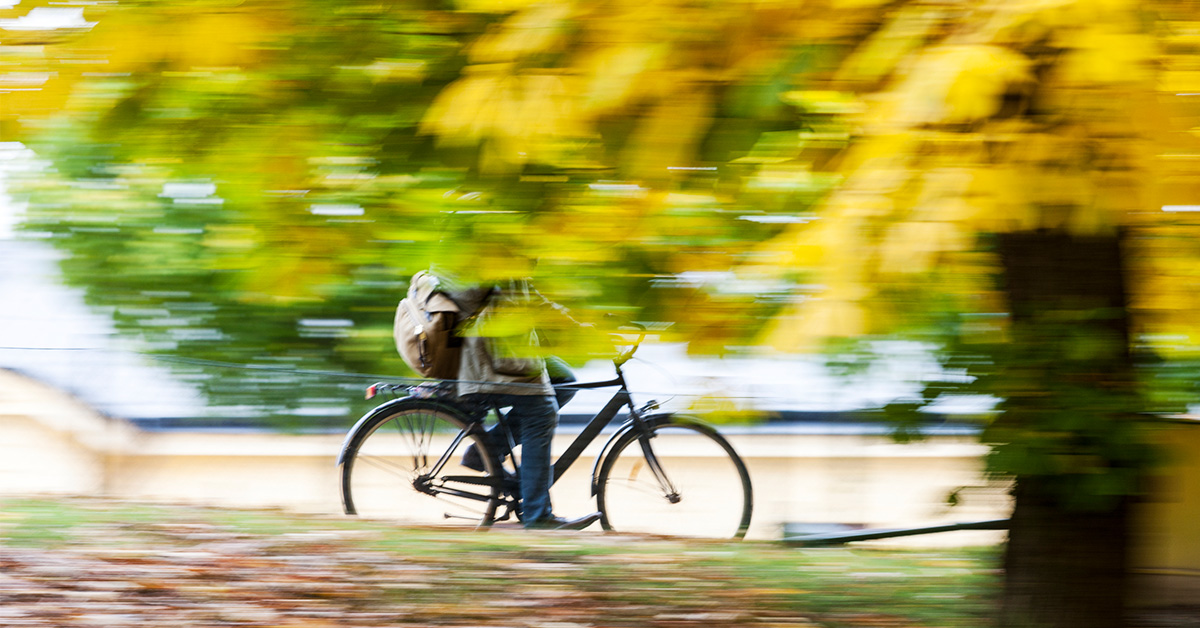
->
xmin=446 ymin=276 xmax=602 ymax=531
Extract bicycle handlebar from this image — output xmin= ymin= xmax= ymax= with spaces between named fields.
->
xmin=612 ymin=323 xmax=647 ymax=368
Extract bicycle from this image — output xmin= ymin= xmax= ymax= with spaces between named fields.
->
xmin=337 ymin=327 xmax=754 ymax=539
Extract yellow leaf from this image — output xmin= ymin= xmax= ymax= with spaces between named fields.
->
xmin=1054 ymin=29 xmax=1155 ymax=86
xmin=830 ymin=0 xmax=891 ymax=7
xmin=361 ymin=59 xmax=427 ymax=83
xmin=620 ymin=86 xmax=714 ymax=184
xmin=912 ymin=167 xmax=972 ymax=216
xmin=835 ymin=6 xmax=936 ymax=85
xmin=0 ymin=78 xmax=69 ymax=121
xmin=878 ymin=222 xmax=933 ymax=274
xmin=469 ymin=2 xmax=573 ymax=64
xmin=1028 ymin=168 xmax=1093 ymax=209
xmin=453 ymin=0 xmax=542 ymax=11
xmin=1065 ymin=206 xmax=1117 ymax=236
xmin=1160 ymin=70 xmax=1200 ymax=93
xmin=835 ymin=135 xmax=918 ymax=193
xmin=781 ymin=90 xmax=866 ymax=115
xmin=491 ymin=74 xmax=523 ymax=140
xmin=964 ymin=166 xmax=1035 ymax=232
xmin=578 ymin=44 xmax=665 ymax=115
xmin=834 ymin=191 xmax=894 ymax=218
xmin=891 ymin=45 xmax=1032 ymax=125
xmin=84 ymin=17 xmax=167 ymax=72
xmin=760 ymin=297 xmax=867 ymax=353
xmin=420 ymin=73 xmax=505 ymax=144
xmin=173 ymin=13 xmax=266 ymax=69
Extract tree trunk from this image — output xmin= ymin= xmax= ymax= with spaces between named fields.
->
xmin=995 ymin=230 xmax=1138 ymax=628
xmin=1002 ymin=477 xmax=1131 ymax=628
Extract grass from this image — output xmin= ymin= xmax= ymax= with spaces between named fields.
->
xmin=0 ymin=496 xmax=1000 ymax=627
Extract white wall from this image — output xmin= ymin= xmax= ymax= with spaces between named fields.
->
xmin=1 ymin=367 xmax=1007 ymax=545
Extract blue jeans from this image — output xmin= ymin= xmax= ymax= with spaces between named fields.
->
xmin=484 ymin=392 xmax=559 ymax=524
xmin=471 ymin=357 xmax=576 ymax=525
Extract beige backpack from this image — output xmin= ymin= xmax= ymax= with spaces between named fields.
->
xmin=394 ymin=271 xmax=462 ymax=379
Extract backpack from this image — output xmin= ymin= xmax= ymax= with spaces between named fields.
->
xmin=394 ymin=271 xmax=462 ymax=379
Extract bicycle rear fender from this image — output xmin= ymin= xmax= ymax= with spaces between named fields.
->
xmin=589 ymin=412 xmax=678 ymax=496
xmin=336 ymin=396 xmax=474 ymax=467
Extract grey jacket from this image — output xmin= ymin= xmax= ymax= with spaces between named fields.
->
xmin=449 ymin=282 xmax=556 ymax=397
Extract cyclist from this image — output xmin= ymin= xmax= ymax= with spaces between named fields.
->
xmin=447 ymin=277 xmax=601 ymax=531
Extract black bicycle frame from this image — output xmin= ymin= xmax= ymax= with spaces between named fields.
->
xmin=491 ymin=366 xmax=652 ymax=486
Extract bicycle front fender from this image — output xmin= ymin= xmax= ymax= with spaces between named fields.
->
xmin=336 ymin=396 xmax=473 ymax=467
xmin=589 ymin=412 xmax=678 ymax=496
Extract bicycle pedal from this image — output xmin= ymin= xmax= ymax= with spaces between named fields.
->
xmin=637 ymin=400 xmax=660 ymax=414
xmin=496 ymin=500 xmax=522 ymax=523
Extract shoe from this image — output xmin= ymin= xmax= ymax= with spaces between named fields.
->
xmin=530 ymin=512 xmax=602 ymax=531
xmin=461 ymin=443 xmax=486 ymax=472
xmin=462 ymin=446 xmax=518 ymax=492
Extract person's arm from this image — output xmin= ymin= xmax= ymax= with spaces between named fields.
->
xmin=529 ymin=284 xmax=584 ymax=328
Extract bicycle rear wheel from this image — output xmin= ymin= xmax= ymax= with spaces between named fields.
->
xmin=596 ymin=415 xmax=753 ymax=539
xmin=340 ymin=400 xmax=501 ymax=527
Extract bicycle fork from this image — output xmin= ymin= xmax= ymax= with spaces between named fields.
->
xmin=627 ymin=403 xmax=682 ymax=504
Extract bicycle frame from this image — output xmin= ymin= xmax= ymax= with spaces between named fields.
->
xmin=339 ymin=327 xmax=678 ymax=518
xmin=489 ymin=363 xmax=661 ymax=491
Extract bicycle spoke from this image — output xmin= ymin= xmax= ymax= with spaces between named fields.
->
xmin=342 ymin=404 xmax=500 ymax=526
xmin=605 ymin=477 xmax=682 ymax=501
xmin=617 ymin=449 xmax=683 ymax=501
xmin=357 ymin=454 xmax=417 ymax=478
xmin=597 ymin=419 xmax=752 ymax=539
xmin=396 ymin=413 xmax=432 ymax=471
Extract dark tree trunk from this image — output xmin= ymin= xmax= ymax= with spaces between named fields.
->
xmin=995 ymin=230 xmax=1138 ymax=628
xmin=1002 ymin=478 xmax=1131 ymax=628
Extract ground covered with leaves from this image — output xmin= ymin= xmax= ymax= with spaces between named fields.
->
xmin=0 ymin=496 xmax=1012 ymax=627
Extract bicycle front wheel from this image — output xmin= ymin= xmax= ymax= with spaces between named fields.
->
xmin=596 ymin=415 xmax=753 ymax=539
xmin=340 ymin=400 xmax=500 ymax=527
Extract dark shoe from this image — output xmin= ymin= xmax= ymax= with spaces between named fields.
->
xmin=461 ymin=443 xmax=485 ymax=472
xmin=530 ymin=512 xmax=601 ymax=531
xmin=462 ymin=445 xmax=517 ymax=489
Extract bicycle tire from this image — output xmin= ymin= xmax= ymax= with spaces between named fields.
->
xmin=340 ymin=399 xmax=501 ymax=527
xmin=596 ymin=415 xmax=753 ymax=539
